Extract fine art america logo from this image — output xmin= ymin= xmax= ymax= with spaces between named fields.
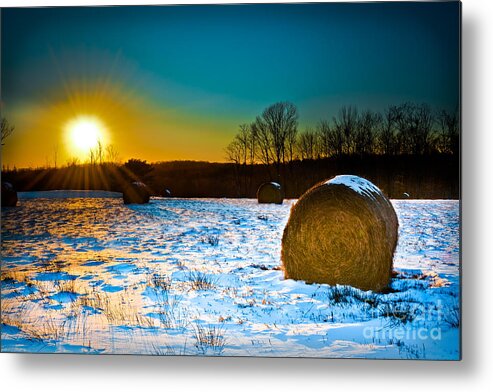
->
xmin=363 ymin=300 xmax=445 ymax=341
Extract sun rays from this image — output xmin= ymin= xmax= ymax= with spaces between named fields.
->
xmin=65 ymin=115 xmax=108 ymax=158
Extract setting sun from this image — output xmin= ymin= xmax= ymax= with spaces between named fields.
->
xmin=65 ymin=115 xmax=108 ymax=156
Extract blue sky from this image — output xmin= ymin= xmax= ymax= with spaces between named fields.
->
xmin=1 ymin=2 xmax=460 ymax=165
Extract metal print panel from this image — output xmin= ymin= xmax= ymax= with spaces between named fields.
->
xmin=0 ymin=1 xmax=461 ymax=359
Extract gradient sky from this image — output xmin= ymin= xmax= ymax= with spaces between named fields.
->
xmin=1 ymin=2 xmax=460 ymax=168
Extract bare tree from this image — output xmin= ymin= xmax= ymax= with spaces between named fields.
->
xmin=297 ymin=128 xmax=318 ymax=160
xmin=251 ymin=120 xmax=272 ymax=168
xmin=316 ymin=120 xmax=332 ymax=158
xmin=105 ymin=144 xmax=120 ymax=164
xmin=247 ymin=122 xmax=257 ymax=165
xmin=225 ymin=138 xmax=243 ymax=196
xmin=318 ymin=119 xmax=344 ymax=157
xmin=333 ymin=106 xmax=358 ymax=155
xmin=235 ymin=124 xmax=250 ymax=166
xmin=1 ymin=118 xmax=14 ymax=145
xmin=354 ymin=110 xmax=379 ymax=156
xmin=414 ymin=104 xmax=433 ymax=155
xmin=285 ymin=121 xmax=298 ymax=163
xmin=377 ymin=106 xmax=397 ymax=155
xmin=96 ymin=139 xmax=104 ymax=164
xmin=89 ymin=148 xmax=96 ymax=165
xmin=253 ymin=102 xmax=298 ymax=177
xmin=225 ymin=138 xmax=242 ymax=165
xmin=437 ymin=109 xmax=459 ymax=155
xmin=53 ymin=144 xmax=59 ymax=169
xmin=393 ymin=103 xmax=434 ymax=155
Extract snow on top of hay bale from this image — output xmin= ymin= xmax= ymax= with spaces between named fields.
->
xmin=326 ymin=175 xmax=383 ymax=200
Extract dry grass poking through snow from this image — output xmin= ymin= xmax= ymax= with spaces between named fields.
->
xmin=192 ymin=323 xmax=226 ymax=355
xmin=78 ymin=287 xmax=154 ymax=328
xmin=186 ymin=271 xmax=219 ymax=291
xmin=147 ymin=275 xmax=190 ymax=330
xmin=1 ymin=313 xmax=67 ymax=342
xmin=1 ymin=197 xmax=459 ymax=358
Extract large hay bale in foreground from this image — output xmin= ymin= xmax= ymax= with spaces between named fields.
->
xmin=1 ymin=181 xmax=18 ymax=207
xmin=257 ymin=182 xmax=283 ymax=204
xmin=281 ymin=175 xmax=398 ymax=291
xmin=123 ymin=182 xmax=150 ymax=204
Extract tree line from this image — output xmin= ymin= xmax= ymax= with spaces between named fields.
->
xmin=1 ymin=156 xmax=459 ymax=199
xmin=225 ymin=101 xmax=459 ymax=180
xmin=1 ymin=102 xmax=459 ymax=199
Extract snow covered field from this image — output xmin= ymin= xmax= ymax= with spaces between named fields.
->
xmin=1 ymin=192 xmax=460 ymax=359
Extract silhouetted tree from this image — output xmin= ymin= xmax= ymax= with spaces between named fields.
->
xmin=333 ymin=106 xmax=358 ymax=155
xmin=224 ymin=100 xmax=458 ymax=192
xmin=297 ymin=128 xmax=318 ymax=160
xmin=247 ymin=123 xmax=257 ymax=165
xmin=318 ymin=119 xmax=344 ymax=157
xmin=393 ymin=103 xmax=433 ymax=155
xmin=285 ymin=120 xmax=299 ymax=163
xmin=437 ymin=109 xmax=459 ymax=155
xmin=251 ymin=120 xmax=272 ymax=168
xmin=105 ymin=144 xmax=120 ymax=164
xmin=53 ymin=144 xmax=59 ymax=169
xmin=96 ymin=140 xmax=104 ymax=165
xmin=235 ymin=124 xmax=250 ymax=165
xmin=124 ymin=159 xmax=153 ymax=180
xmin=225 ymin=138 xmax=243 ymax=196
xmin=354 ymin=110 xmax=380 ymax=156
xmin=89 ymin=148 xmax=96 ymax=165
xmin=225 ymin=138 xmax=242 ymax=165
xmin=225 ymin=123 xmax=262 ymax=195
xmin=1 ymin=118 xmax=14 ymax=145
xmin=317 ymin=120 xmax=330 ymax=158
xmin=253 ymin=102 xmax=298 ymax=178
xmin=377 ymin=106 xmax=398 ymax=155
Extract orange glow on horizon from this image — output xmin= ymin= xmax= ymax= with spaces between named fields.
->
xmin=2 ymin=80 xmax=237 ymax=168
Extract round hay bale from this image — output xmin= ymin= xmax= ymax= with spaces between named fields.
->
xmin=281 ymin=175 xmax=398 ymax=291
xmin=1 ymin=181 xmax=18 ymax=207
xmin=257 ymin=182 xmax=283 ymax=204
xmin=123 ymin=182 xmax=150 ymax=204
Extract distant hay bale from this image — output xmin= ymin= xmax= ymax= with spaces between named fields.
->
xmin=281 ymin=175 xmax=398 ymax=291
xmin=257 ymin=182 xmax=283 ymax=204
xmin=1 ymin=181 xmax=18 ymax=207
xmin=123 ymin=182 xmax=150 ymax=204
